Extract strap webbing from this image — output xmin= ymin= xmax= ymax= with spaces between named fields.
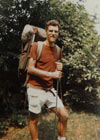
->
xmin=37 ymin=41 xmax=44 ymax=60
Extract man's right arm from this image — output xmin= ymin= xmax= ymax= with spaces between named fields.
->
xmin=27 ymin=58 xmax=62 ymax=79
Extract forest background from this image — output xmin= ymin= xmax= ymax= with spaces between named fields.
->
xmin=0 ymin=0 xmax=100 ymax=139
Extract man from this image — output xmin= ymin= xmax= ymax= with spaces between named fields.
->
xmin=27 ymin=20 xmax=68 ymax=140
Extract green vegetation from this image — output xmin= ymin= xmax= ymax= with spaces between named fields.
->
xmin=0 ymin=0 xmax=100 ymax=107
xmin=0 ymin=0 xmax=100 ymax=139
xmin=1 ymin=108 xmax=100 ymax=140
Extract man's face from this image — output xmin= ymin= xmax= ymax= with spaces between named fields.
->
xmin=46 ymin=25 xmax=59 ymax=43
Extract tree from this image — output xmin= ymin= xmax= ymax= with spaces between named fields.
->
xmin=56 ymin=1 xmax=100 ymax=104
xmin=0 ymin=0 xmax=100 ymax=111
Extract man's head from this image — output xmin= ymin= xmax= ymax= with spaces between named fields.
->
xmin=45 ymin=20 xmax=60 ymax=44
xmin=45 ymin=20 xmax=60 ymax=31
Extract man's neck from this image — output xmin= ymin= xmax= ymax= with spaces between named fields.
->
xmin=44 ymin=40 xmax=55 ymax=47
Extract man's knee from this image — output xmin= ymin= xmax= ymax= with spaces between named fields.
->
xmin=60 ymin=113 xmax=68 ymax=122
xmin=58 ymin=108 xmax=68 ymax=122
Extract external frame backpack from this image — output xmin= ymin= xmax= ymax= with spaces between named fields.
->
xmin=18 ymin=24 xmax=61 ymax=86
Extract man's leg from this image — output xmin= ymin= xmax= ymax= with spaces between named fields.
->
xmin=29 ymin=112 xmax=40 ymax=140
xmin=51 ymin=107 xmax=68 ymax=139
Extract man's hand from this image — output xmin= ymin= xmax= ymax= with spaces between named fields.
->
xmin=49 ymin=71 xmax=62 ymax=79
xmin=55 ymin=62 xmax=63 ymax=71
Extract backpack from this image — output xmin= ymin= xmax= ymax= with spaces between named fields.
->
xmin=18 ymin=24 xmax=61 ymax=86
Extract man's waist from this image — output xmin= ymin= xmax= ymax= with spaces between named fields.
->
xmin=27 ymin=83 xmax=53 ymax=91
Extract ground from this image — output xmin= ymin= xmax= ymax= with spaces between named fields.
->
xmin=0 ymin=104 xmax=100 ymax=140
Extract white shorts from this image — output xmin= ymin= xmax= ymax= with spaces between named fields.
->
xmin=27 ymin=87 xmax=64 ymax=114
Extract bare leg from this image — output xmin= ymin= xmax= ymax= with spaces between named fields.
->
xmin=51 ymin=107 xmax=68 ymax=138
xmin=29 ymin=112 xmax=40 ymax=140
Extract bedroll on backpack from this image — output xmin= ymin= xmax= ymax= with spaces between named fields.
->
xmin=18 ymin=25 xmax=46 ymax=83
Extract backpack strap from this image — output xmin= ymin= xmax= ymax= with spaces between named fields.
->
xmin=37 ymin=41 xmax=44 ymax=60
xmin=55 ymin=45 xmax=60 ymax=60
xmin=37 ymin=42 xmax=60 ymax=61
xmin=24 ymin=42 xmax=60 ymax=87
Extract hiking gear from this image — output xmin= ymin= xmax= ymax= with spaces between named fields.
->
xmin=54 ymin=79 xmax=60 ymax=140
xmin=18 ymin=24 xmax=46 ymax=84
xmin=54 ymin=78 xmax=64 ymax=140
xmin=18 ymin=24 xmax=60 ymax=86
xmin=21 ymin=24 xmax=46 ymax=44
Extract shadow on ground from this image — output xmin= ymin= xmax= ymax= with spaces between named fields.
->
xmin=38 ymin=119 xmax=58 ymax=140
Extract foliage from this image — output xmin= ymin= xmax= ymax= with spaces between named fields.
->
xmin=10 ymin=112 xmax=26 ymax=128
xmin=0 ymin=113 xmax=26 ymax=135
xmin=1 ymin=110 xmax=100 ymax=140
xmin=0 ymin=0 xmax=100 ymax=108
xmin=0 ymin=121 xmax=8 ymax=134
xmin=58 ymin=2 xmax=100 ymax=104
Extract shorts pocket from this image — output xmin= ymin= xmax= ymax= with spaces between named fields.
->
xmin=29 ymin=95 xmax=39 ymax=107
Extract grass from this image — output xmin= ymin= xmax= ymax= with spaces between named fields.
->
xmin=67 ymin=112 xmax=100 ymax=140
xmin=0 ymin=103 xmax=100 ymax=140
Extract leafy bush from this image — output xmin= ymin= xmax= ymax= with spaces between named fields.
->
xmin=0 ymin=0 xmax=100 ymax=107
xmin=58 ymin=2 xmax=100 ymax=104
xmin=10 ymin=113 xmax=26 ymax=128
xmin=0 ymin=121 xmax=8 ymax=134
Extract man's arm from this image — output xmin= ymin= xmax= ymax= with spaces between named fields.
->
xmin=27 ymin=58 xmax=62 ymax=79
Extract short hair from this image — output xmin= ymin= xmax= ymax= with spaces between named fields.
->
xmin=45 ymin=20 xmax=60 ymax=30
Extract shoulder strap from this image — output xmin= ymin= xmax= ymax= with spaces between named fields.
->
xmin=31 ymin=34 xmax=36 ymax=45
xmin=37 ymin=41 xmax=44 ymax=60
xmin=56 ymin=45 xmax=60 ymax=60
xmin=36 ymin=42 xmax=60 ymax=61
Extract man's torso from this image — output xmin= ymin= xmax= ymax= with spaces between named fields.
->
xmin=28 ymin=42 xmax=62 ymax=88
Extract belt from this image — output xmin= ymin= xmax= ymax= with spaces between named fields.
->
xmin=27 ymin=83 xmax=53 ymax=91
